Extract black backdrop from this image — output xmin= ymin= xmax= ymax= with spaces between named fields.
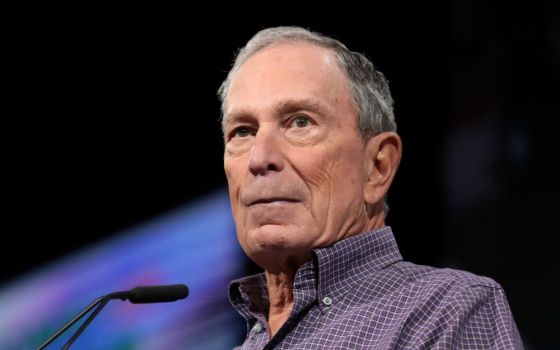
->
xmin=5 ymin=3 xmax=559 ymax=348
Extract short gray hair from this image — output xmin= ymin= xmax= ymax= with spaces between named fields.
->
xmin=217 ymin=26 xmax=397 ymax=139
xmin=218 ymin=26 xmax=397 ymax=215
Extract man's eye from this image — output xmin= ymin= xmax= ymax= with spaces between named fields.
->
xmin=291 ymin=116 xmax=310 ymax=128
xmin=231 ymin=127 xmax=251 ymax=138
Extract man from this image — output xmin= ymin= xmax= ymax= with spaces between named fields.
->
xmin=219 ymin=26 xmax=521 ymax=349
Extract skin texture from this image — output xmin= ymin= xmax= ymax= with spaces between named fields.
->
xmin=222 ymin=42 xmax=402 ymax=336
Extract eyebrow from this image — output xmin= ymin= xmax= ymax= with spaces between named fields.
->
xmin=223 ymin=97 xmax=330 ymax=129
xmin=273 ymin=98 xmax=330 ymax=116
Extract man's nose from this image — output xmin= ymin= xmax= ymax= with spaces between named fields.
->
xmin=248 ymin=127 xmax=285 ymax=176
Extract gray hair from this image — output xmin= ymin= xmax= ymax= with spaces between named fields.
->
xmin=218 ymin=26 xmax=396 ymax=215
xmin=217 ymin=26 xmax=397 ymax=139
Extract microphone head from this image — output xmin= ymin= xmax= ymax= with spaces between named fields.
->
xmin=128 ymin=284 xmax=189 ymax=304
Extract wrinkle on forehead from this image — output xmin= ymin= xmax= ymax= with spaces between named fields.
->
xmin=222 ymin=42 xmax=354 ymax=122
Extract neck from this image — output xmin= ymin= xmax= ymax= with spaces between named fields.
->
xmin=264 ymin=266 xmax=297 ymax=337
xmin=259 ymin=213 xmax=386 ymax=336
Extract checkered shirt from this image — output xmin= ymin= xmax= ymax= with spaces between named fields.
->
xmin=229 ymin=226 xmax=522 ymax=349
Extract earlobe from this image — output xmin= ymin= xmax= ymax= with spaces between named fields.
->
xmin=364 ymin=132 xmax=402 ymax=205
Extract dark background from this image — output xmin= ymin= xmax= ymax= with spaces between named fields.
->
xmin=5 ymin=3 xmax=559 ymax=348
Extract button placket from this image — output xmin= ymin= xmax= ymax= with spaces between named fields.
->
xmin=251 ymin=322 xmax=265 ymax=334
xmin=322 ymin=296 xmax=333 ymax=307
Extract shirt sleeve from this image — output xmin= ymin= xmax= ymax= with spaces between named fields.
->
xmin=433 ymin=283 xmax=523 ymax=349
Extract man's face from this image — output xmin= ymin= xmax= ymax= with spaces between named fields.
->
xmin=223 ymin=43 xmax=371 ymax=267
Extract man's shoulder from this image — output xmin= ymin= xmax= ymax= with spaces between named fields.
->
xmin=352 ymin=260 xmax=504 ymax=306
xmin=390 ymin=261 xmax=501 ymax=290
xmin=330 ymin=264 xmax=521 ymax=349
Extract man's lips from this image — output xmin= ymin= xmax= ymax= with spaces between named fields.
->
xmin=248 ymin=197 xmax=299 ymax=206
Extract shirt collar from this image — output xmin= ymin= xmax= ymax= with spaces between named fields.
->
xmin=312 ymin=226 xmax=403 ymax=308
xmin=229 ymin=226 xmax=403 ymax=321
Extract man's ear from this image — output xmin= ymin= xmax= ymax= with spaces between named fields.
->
xmin=364 ymin=132 xmax=402 ymax=206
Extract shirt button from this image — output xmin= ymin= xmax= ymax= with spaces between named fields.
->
xmin=322 ymin=296 xmax=333 ymax=306
xmin=251 ymin=322 xmax=264 ymax=334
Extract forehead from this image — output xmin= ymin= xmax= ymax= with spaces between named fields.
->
xmin=224 ymin=43 xmax=355 ymax=121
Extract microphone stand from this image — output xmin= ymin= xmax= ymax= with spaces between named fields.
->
xmin=37 ymin=291 xmax=130 ymax=350
xmin=36 ymin=284 xmax=187 ymax=350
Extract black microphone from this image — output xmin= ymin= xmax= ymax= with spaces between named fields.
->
xmin=128 ymin=284 xmax=189 ymax=303
xmin=37 ymin=284 xmax=189 ymax=350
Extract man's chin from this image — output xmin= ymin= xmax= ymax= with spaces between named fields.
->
xmin=244 ymin=225 xmax=313 ymax=266
xmin=252 ymin=227 xmax=294 ymax=249
xmin=250 ymin=224 xmax=301 ymax=245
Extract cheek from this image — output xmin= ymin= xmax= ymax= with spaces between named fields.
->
xmin=301 ymin=147 xmax=365 ymax=191
xmin=224 ymin=158 xmax=245 ymax=218
xmin=337 ymin=156 xmax=368 ymax=202
xmin=297 ymin=155 xmax=337 ymax=190
xmin=224 ymin=155 xmax=246 ymax=189
xmin=303 ymin=149 xmax=367 ymax=221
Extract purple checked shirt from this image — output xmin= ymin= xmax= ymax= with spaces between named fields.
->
xmin=229 ymin=226 xmax=522 ymax=349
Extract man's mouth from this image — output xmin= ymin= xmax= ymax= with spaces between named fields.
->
xmin=248 ymin=197 xmax=299 ymax=206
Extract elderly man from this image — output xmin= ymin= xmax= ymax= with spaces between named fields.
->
xmin=219 ymin=27 xmax=521 ymax=349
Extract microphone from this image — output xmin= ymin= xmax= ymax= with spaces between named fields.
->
xmin=128 ymin=284 xmax=189 ymax=303
xmin=37 ymin=284 xmax=189 ymax=350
